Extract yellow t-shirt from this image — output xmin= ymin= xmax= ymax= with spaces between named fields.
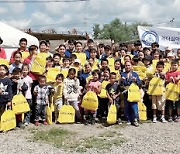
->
xmin=53 ymin=83 xmax=64 ymax=100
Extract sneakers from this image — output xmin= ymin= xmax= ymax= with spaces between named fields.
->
xmin=17 ymin=122 xmax=25 ymax=129
xmin=91 ymin=119 xmax=96 ymax=125
xmin=133 ymin=121 xmax=139 ymax=127
xmin=84 ymin=120 xmax=88 ymax=125
xmin=24 ymin=122 xmax=29 ymax=126
xmin=161 ymin=117 xmax=167 ymax=123
xmin=153 ymin=117 xmax=157 ymax=123
xmin=168 ymin=117 xmax=173 ymax=122
xmin=174 ymin=117 xmax=180 ymax=122
xmin=126 ymin=121 xmax=131 ymax=125
xmin=117 ymin=118 xmax=122 ymax=125
xmin=35 ymin=121 xmax=39 ymax=126
xmin=132 ymin=119 xmax=139 ymax=127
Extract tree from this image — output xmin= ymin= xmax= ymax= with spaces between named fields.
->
xmin=93 ymin=24 xmax=101 ymax=39
xmin=92 ymin=18 xmax=151 ymax=42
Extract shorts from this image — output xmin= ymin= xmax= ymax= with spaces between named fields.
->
xmin=152 ymin=95 xmax=165 ymax=111
xmin=166 ymin=100 xmax=180 ymax=110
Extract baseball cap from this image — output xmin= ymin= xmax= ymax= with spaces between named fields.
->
xmin=74 ymin=59 xmax=80 ymax=64
xmin=167 ymin=52 xmax=175 ymax=57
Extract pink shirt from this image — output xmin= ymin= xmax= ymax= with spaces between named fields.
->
xmin=166 ymin=71 xmax=180 ymax=84
xmin=88 ymin=80 xmax=101 ymax=94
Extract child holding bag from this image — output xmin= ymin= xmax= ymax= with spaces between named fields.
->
xmin=120 ymin=61 xmax=141 ymax=127
xmin=151 ymin=61 xmax=166 ymax=123
xmin=106 ymin=72 xmax=121 ymax=124
xmin=165 ymin=60 xmax=180 ymax=122
xmin=11 ymin=68 xmax=28 ymax=128
xmin=84 ymin=70 xmax=101 ymax=125
xmin=0 ymin=64 xmax=12 ymax=118
xmin=63 ymin=68 xmax=81 ymax=122
xmin=53 ymin=74 xmax=64 ymax=122
xmin=22 ymin=64 xmax=33 ymax=126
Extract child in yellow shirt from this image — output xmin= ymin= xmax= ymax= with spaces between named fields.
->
xmin=53 ymin=74 xmax=64 ymax=122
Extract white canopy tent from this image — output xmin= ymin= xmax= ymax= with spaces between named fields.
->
xmin=0 ymin=21 xmax=39 ymax=59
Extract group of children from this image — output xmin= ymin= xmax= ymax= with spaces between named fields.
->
xmin=0 ymin=38 xmax=180 ymax=128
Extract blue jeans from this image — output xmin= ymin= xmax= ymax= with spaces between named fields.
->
xmin=35 ymin=104 xmax=46 ymax=121
xmin=24 ymin=99 xmax=32 ymax=124
xmin=124 ymin=94 xmax=139 ymax=122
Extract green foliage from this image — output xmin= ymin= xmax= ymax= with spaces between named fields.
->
xmin=30 ymin=128 xmax=126 ymax=153
xmin=93 ymin=18 xmax=151 ymax=42
xmin=32 ymin=128 xmax=73 ymax=148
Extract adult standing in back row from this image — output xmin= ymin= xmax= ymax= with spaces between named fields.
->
xmin=0 ymin=37 xmax=7 ymax=59
xmin=10 ymin=38 xmax=28 ymax=64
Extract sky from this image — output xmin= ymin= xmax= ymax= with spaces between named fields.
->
xmin=0 ymin=0 xmax=180 ymax=35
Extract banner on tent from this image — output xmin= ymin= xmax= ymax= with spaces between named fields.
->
xmin=138 ymin=26 xmax=180 ymax=50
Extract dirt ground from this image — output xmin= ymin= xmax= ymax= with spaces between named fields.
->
xmin=0 ymin=121 xmax=179 ymax=154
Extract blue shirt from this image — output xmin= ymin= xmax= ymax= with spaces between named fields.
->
xmin=79 ymin=72 xmax=91 ymax=87
xmin=132 ymin=50 xmax=138 ymax=56
xmin=120 ymin=71 xmax=141 ymax=86
xmin=85 ymin=49 xmax=90 ymax=59
xmin=65 ymin=49 xmax=72 ymax=58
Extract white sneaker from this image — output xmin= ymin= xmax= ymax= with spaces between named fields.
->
xmin=161 ymin=117 xmax=167 ymax=123
xmin=153 ymin=117 xmax=157 ymax=123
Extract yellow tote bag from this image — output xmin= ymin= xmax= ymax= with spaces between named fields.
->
xmin=107 ymin=58 xmax=115 ymax=69
xmin=98 ymin=81 xmax=110 ymax=98
xmin=86 ymin=75 xmax=93 ymax=83
xmin=46 ymin=105 xmax=52 ymax=125
xmin=128 ymin=83 xmax=141 ymax=102
xmin=46 ymin=67 xmax=60 ymax=83
xmin=0 ymin=59 xmax=9 ymax=66
xmin=57 ymin=105 xmax=75 ymax=123
xmin=60 ymin=69 xmax=68 ymax=78
xmin=147 ymin=77 xmax=164 ymax=96
xmin=107 ymin=104 xmax=117 ymax=124
xmin=31 ymin=56 xmax=46 ymax=75
xmin=133 ymin=66 xmax=146 ymax=72
xmin=12 ymin=94 xmax=30 ymax=114
xmin=81 ymin=91 xmax=99 ymax=111
xmin=21 ymin=52 xmax=29 ymax=61
xmin=0 ymin=109 xmax=16 ymax=131
xmin=49 ymin=96 xmax=55 ymax=112
xmin=166 ymin=83 xmax=179 ymax=101
xmin=138 ymin=102 xmax=147 ymax=121
xmin=74 ymin=53 xmax=86 ymax=66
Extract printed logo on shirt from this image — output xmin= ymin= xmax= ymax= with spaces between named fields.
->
xmin=0 ymin=82 xmax=8 ymax=95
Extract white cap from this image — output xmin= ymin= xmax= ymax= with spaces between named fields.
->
xmin=167 ymin=52 xmax=175 ymax=57
xmin=74 ymin=59 xmax=80 ymax=64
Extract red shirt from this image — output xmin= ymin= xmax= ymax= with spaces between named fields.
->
xmin=24 ymin=55 xmax=32 ymax=64
xmin=10 ymin=48 xmax=28 ymax=64
xmin=166 ymin=70 xmax=180 ymax=84
xmin=0 ymin=48 xmax=7 ymax=59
